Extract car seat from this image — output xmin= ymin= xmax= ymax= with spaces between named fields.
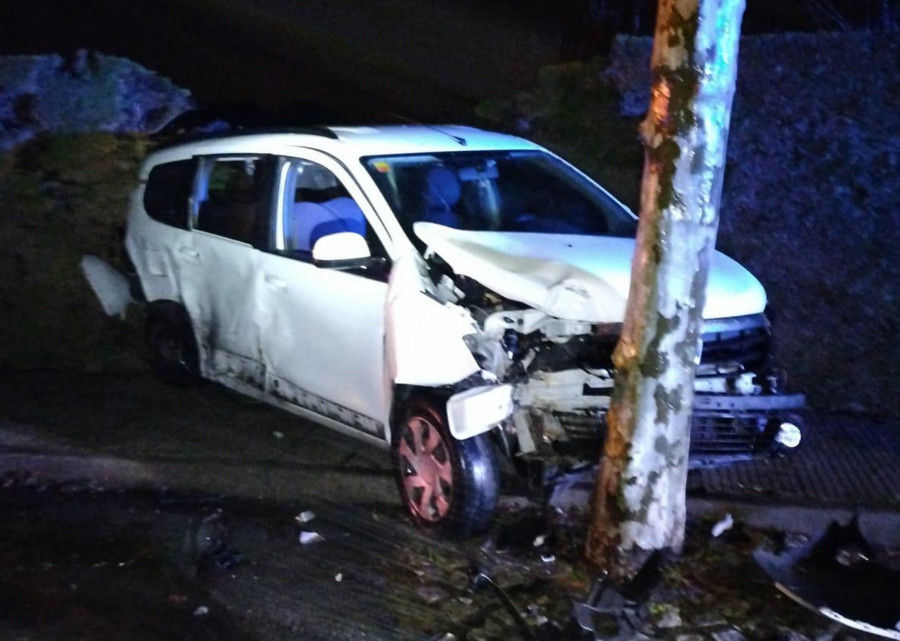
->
xmin=421 ymin=167 xmax=461 ymax=228
xmin=287 ymin=197 xmax=366 ymax=252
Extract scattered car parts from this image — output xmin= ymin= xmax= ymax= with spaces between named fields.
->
xmin=754 ymin=516 xmax=900 ymax=640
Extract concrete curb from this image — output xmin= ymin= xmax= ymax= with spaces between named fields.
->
xmin=0 ymin=451 xmax=396 ymax=505
xmin=3 ymin=451 xmax=899 ymax=548
xmin=687 ymin=497 xmax=900 ymax=548
xmin=0 ymin=453 xmax=157 ymax=488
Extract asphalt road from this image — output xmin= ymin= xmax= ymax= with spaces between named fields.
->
xmin=0 ymin=372 xmax=565 ymax=641
xmin=3 ymin=372 xmax=900 ymax=640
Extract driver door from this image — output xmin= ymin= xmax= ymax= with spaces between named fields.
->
xmin=255 ymin=152 xmax=392 ymax=440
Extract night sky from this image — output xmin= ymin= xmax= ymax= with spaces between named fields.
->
xmin=3 ymin=0 xmax=892 ymax=127
xmin=0 ymin=0 xmax=560 ymax=125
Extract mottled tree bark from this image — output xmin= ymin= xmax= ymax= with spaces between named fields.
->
xmin=585 ymin=0 xmax=745 ymax=578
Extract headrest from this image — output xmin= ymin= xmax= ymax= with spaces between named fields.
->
xmin=296 ymin=164 xmax=338 ymax=190
xmin=424 ymin=167 xmax=460 ymax=207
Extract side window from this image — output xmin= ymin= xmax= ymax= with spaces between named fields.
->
xmin=280 ymin=159 xmax=386 ymax=260
xmin=143 ymin=160 xmax=194 ymax=229
xmin=195 ymin=156 xmax=274 ymax=246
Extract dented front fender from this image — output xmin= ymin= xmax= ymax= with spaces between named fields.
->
xmin=385 ymin=254 xmax=481 ymax=387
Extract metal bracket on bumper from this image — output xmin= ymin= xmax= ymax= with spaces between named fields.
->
xmin=693 ymin=392 xmax=806 ymax=412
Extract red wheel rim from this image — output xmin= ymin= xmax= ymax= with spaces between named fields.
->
xmin=398 ymin=414 xmax=454 ymax=522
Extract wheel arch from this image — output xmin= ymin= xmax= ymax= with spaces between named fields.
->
xmin=144 ymin=299 xmax=202 ymax=384
xmin=389 ymin=383 xmax=511 ymax=461
xmin=389 ymin=391 xmax=501 ymax=538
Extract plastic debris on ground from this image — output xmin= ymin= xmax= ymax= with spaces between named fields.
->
xmin=468 ymin=565 xmax=537 ymax=641
xmin=298 ymin=530 xmax=325 ymax=545
xmin=186 ymin=509 xmax=244 ymax=572
xmin=573 ymin=550 xmax=666 ymax=641
xmin=754 ymin=515 xmax=900 ymax=640
xmin=492 ymin=512 xmax=549 ymax=555
xmin=712 ymin=513 xmax=734 ymax=538
xmin=416 ymin=585 xmax=450 ymax=605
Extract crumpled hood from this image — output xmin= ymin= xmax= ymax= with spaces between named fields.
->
xmin=414 ymin=223 xmax=767 ymax=322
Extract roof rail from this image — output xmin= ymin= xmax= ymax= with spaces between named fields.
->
xmin=153 ymin=125 xmax=339 ymax=150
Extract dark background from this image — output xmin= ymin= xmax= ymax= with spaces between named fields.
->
xmin=2 ymin=0 xmax=896 ymax=125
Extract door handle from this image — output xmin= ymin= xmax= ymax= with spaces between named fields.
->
xmin=264 ymin=275 xmax=287 ymax=289
xmin=179 ymin=248 xmax=200 ymax=260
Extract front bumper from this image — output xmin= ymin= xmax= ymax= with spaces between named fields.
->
xmin=689 ymin=391 xmax=806 ymax=468
xmin=514 ymin=369 xmax=806 ymax=469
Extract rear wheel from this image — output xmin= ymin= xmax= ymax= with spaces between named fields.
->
xmin=391 ymin=397 xmax=499 ymax=538
xmin=146 ymin=304 xmax=199 ymax=386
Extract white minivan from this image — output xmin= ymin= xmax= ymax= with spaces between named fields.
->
xmin=90 ymin=125 xmax=804 ymax=537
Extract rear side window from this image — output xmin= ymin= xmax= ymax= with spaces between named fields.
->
xmin=143 ymin=160 xmax=195 ymax=229
xmin=195 ymin=156 xmax=275 ymax=246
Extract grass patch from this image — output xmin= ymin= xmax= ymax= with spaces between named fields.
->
xmin=0 ymin=133 xmax=147 ymax=372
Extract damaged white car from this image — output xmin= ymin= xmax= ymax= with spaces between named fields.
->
xmin=85 ymin=125 xmax=805 ymax=537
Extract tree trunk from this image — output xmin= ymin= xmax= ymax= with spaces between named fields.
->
xmin=585 ymin=0 xmax=746 ymax=579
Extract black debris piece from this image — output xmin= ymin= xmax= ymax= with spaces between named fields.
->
xmin=754 ymin=516 xmax=900 ymax=640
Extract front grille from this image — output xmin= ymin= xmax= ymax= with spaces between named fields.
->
xmin=690 ymin=412 xmax=766 ymax=456
xmin=551 ymin=407 xmax=780 ymax=468
xmin=556 ymin=411 xmax=602 ymax=443
xmin=700 ymin=314 xmax=771 ymax=373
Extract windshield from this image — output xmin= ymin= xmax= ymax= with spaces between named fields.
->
xmin=362 ymin=150 xmax=637 ymax=239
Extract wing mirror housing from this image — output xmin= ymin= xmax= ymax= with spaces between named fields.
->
xmin=312 ymin=232 xmax=371 ymax=264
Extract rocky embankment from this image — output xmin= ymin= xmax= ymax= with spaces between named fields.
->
xmin=0 ymin=51 xmax=191 ymax=150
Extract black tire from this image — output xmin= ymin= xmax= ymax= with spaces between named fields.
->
xmin=145 ymin=303 xmax=200 ymax=386
xmin=391 ymin=396 xmax=499 ymax=538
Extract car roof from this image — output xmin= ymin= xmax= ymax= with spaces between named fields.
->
xmin=325 ymin=125 xmax=539 ymax=155
xmin=146 ymin=125 xmax=542 ymax=166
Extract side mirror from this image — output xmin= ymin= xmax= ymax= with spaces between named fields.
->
xmin=312 ymin=231 xmax=371 ymax=265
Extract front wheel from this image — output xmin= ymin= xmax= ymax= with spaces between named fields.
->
xmin=391 ymin=397 xmax=499 ymax=538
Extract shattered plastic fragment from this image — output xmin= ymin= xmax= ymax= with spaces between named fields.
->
xmin=754 ymin=516 xmax=900 ymax=640
xmin=532 ymin=534 xmax=546 ymax=547
xmin=80 ymin=255 xmax=133 ymax=319
xmin=335 ymin=572 xmax=343 ymax=582
xmin=416 ymin=585 xmax=450 ymax=605
xmin=526 ymin=604 xmax=549 ymax=627
xmin=711 ymin=628 xmax=746 ymax=641
xmin=541 ymin=554 xmax=556 ymax=563
xmin=206 ymin=546 xmax=243 ymax=570
xmin=655 ymin=607 xmax=683 ymax=629
xmin=712 ymin=513 xmax=734 ymax=537
xmin=468 ymin=566 xmax=536 ymax=640
xmin=272 ymin=431 xmax=284 ymax=439
xmin=193 ymin=605 xmax=209 ymax=616
xmin=299 ymin=531 xmax=325 ymax=545
xmin=573 ymin=551 xmax=665 ymax=641
xmin=295 ymin=511 xmax=316 ymax=524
